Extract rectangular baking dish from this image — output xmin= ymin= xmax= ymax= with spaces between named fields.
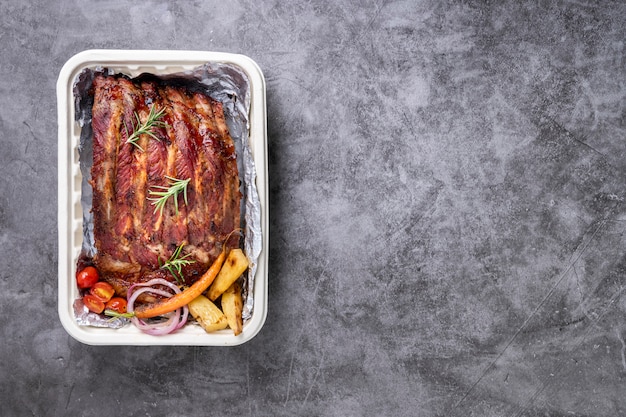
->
xmin=57 ymin=50 xmax=268 ymax=345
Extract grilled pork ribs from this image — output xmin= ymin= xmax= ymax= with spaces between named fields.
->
xmin=89 ymin=74 xmax=241 ymax=298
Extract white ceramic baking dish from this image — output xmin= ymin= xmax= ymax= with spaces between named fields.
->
xmin=57 ymin=50 xmax=268 ymax=345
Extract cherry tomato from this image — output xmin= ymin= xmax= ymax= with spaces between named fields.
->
xmin=83 ymin=294 xmax=105 ymax=314
xmin=90 ymin=281 xmax=115 ymax=302
xmin=76 ymin=266 xmax=99 ymax=289
xmin=105 ymin=297 xmax=128 ymax=314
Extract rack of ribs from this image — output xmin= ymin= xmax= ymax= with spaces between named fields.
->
xmin=88 ymin=73 xmax=241 ymax=298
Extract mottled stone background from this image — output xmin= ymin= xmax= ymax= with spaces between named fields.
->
xmin=0 ymin=1 xmax=624 ymax=416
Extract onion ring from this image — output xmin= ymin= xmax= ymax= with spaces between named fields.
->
xmin=126 ymin=279 xmax=189 ymax=335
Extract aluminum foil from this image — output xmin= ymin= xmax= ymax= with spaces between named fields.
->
xmin=73 ymin=62 xmax=262 ymax=327
xmin=74 ymin=298 xmax=130 ymax=328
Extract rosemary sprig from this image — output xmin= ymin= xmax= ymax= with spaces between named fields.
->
xmin=124 ymin=105 xmax=167 ymax=151
xmin=148 ymin=175 xmax=190 ymax=215
xmin=104 ymin=310 xmax=135 ymax=319
xmin=159 ymin=244 xmax=196 ymax=284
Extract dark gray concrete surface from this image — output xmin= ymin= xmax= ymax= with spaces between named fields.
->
xmin=1 ymin=0 xmax=625 ymax=416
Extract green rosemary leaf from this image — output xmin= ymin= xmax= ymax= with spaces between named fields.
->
xmin=147 ymin=175 xmax=191 ymax=215
xmin=125 ymin=105 xmax=167 ymax=151
xmin=160 ymin=244 xmax=196 ymax=284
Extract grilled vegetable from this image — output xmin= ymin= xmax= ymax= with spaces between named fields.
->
xmin=76 ymin=266 xmax=99 ymax=289
xmin=188 ymin=295 xmax=228 ymax=333
xmin=90 ymin=281 xmax=115 ymax=302
xmin=221 ymin=281 xmax=243 ymax=335
xmin=105 ymin=297 xmax=128 ymax=314
xmin=83 ymin=294 xmax=105 ymax=314
xmin=207 ymin=249 xmax=249 ymax=301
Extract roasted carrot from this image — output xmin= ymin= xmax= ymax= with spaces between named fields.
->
xmin=134 ymin=249 xmax=228 ymax=319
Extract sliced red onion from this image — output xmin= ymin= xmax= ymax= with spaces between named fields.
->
xmin=126 ymin=278 xmax=189 ymax=335
xmin=175 ymin=305 xmax=189 ymax=330
xmin=128 ymin=286 xmax=175 ymax=310
xmin=131 ymin=314 xmax=180 ymax=336
xmin=127 ymin=278 xmax=181 ymax=299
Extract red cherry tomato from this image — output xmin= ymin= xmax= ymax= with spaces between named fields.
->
xmin=76 ymin=266 xmax=99 ymax=289
xmin=105 ymin=297 xmax=128 ymax=314
xmin=83 ymin=294 xmax=105 ymax=314
xmin=90 ymin=281 xmax=115 ymax=302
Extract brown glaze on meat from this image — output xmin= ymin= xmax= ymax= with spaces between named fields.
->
xmin=89 ymin=74 xmax=241 ymax=298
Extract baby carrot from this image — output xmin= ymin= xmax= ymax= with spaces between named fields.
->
xmin=134 ymin=249 xmax=227 ymax=319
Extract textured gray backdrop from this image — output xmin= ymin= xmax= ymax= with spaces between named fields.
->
xmin=1 ymin=0 xmax=625 ymax=416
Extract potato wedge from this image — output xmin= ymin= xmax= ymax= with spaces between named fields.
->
xmin=188 ymin=295 xmax=228 ymax=333
xmin=207 ymin=248 xmax=249 ymax=301
xmin=221 ymin=282 xmax=243 ymax=335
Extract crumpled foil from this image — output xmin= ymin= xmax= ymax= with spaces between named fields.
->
xmin=72 ymin=62 xmax=262 ymax=327
xmin=74 ymin=298 xmax=130 ymax=328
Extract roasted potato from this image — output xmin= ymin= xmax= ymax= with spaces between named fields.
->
xmin=207 ymin=248 xmax=249 ymax=301
xmin=221 ymin=281 xmax=244 ymax=335
xmin=188 ymin=295 xmax=228 ymax=332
